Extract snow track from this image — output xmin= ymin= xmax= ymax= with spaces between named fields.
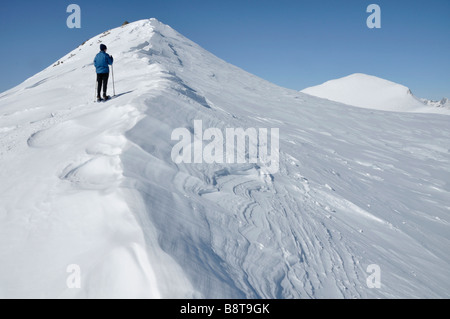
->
xmin=0 ymin=19 xmax=449 ymax=298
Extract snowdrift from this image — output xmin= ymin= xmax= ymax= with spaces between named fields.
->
xmin=0 ymin=19 xmax=449 ymax=298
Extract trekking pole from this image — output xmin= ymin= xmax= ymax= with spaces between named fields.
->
xmin=94 ymin=76 xmax=97 ymax=102
xmin=111 ymin=64 xmax=116 ymax=96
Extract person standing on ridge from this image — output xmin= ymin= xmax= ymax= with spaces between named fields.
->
xmin=94 ymin=44 xmax=114 ymax=102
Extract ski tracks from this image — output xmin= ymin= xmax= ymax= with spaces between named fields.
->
xmin=178 ymin=149 xmax=367 ymax=298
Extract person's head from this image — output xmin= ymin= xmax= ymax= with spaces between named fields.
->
xmin=100 ymin=44 xmax=107 ymax=52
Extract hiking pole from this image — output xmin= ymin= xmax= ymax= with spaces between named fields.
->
xmin=111 ymin=64 xmax=116 ymax=96
xmin=94 ymin=76 xmax=97 ymax=102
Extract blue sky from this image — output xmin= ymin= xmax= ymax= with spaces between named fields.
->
xmin=0 ymin=0 xmax=449 ymax=99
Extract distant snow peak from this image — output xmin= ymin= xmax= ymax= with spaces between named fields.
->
xmin=301 ymin=73 xmax=450 ymax=114
xmin=171 ymin=120 xmax=280 ymax=174
xmin=421 ymin=97 xmax=450 ymax=109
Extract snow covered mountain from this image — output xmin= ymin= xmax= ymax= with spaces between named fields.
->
xmin=421 ymin=97 xmax=450 ymax=109
xmin=301 ymin=73 xmax=450 ymax=114
xmin=1 ymin=19 xmax=449 ymax=299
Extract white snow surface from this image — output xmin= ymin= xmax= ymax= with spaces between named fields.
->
xmin=301 ymin=73 xmax=450 ymax=114
xmin=0 ymin=19 xmax=449 ymax=298
xmin=421 ymin=97 xmax=450 ymax=109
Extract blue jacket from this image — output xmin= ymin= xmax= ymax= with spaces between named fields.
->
xmin=94 ymin=51 xmax=113 ymax=74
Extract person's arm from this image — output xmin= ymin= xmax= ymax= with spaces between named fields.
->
xmin=108 ymin=54 xmax=114 ymax=65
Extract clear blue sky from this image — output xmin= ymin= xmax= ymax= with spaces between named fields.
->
xmin=0 ymin=0 xmax=449 ymax=99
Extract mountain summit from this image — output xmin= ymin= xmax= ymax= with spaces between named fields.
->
xmin=302 ymin=73 xmax=450 ymax=114
xmin=0 ymin=19 xmax=449 ymax=299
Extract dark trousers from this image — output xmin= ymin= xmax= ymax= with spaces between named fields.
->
xmin=96 ymin=73 xmax=109 ymax=97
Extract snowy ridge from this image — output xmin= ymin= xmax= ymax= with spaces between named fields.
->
xmin=301 ymin=73 xmax=450 ymax=114
xmin=421 ymin=97 xmax=450 ymax=109
xmin=1 ymin=19 xmax=449 ymax=298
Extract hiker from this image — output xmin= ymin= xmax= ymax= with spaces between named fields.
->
xmin=94 ymin=44 xmax=114 ymax=101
